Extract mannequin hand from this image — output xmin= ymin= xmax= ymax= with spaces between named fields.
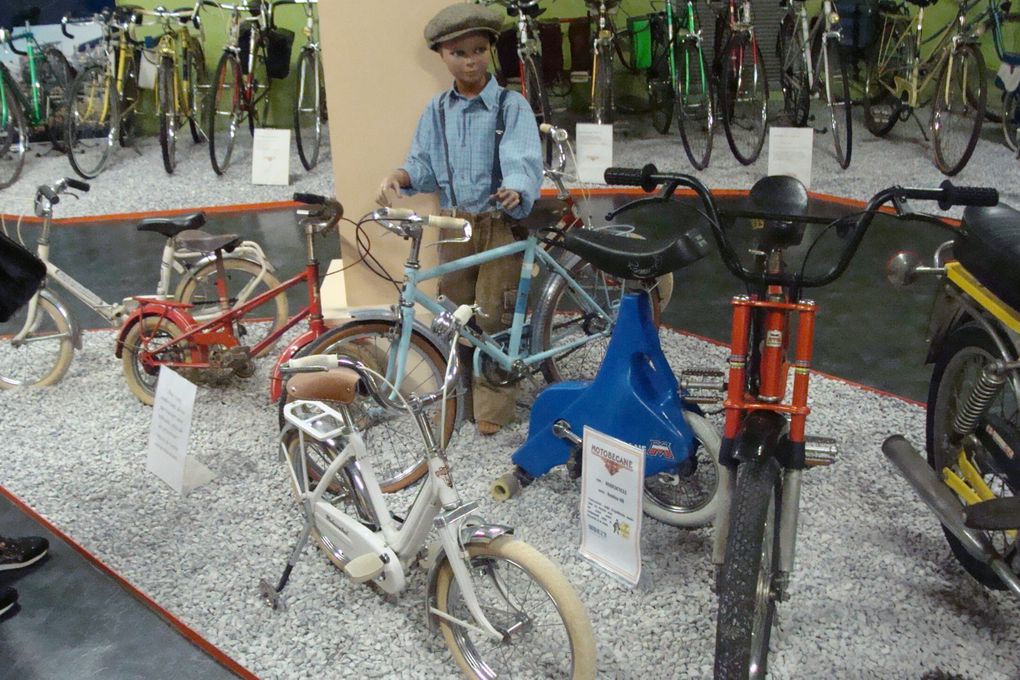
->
xmin=376 ymin=171 xmax=405 ymax=207
xmin=491 ymin=187 xmax=521 ymax=211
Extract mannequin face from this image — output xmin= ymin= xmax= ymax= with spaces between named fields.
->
xmin=438 ymin=32 xmax=491 ymax=95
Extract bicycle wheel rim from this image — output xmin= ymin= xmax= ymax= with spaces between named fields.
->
xmin=648 ymin=77 xmax=674 ymax=134
xmin=776 ymin=15 xmax=809 ymax=127
xmin=931 ymin=43 xmax=986 ymax=176
xmin=67 ymin=65 xmax=117 ymax=179
xmin=158 ymin=57 xmax=177 ymax=174
xmin=209 ymin=52 xmax=241 ymax=174
xmin=721 ymin=35 xmax=768 ymax=165
xmin=294 ymin=49 xmax=322 ymax=170
xmin=593 ymin=41 xmax=613 ymax=124
xmin=0 ymin=296 xmax=74 ymax=388
xmin=1003 ymin=90 xmax=1020 ymax=151
xmin=0 ymin=76 xmax=27 ymax=189
xmin=185 ymin=42 xmax=208 ymax=143
xmin=676 ymin=39 xmax=714 ymax=170
xmin=823 ymin=39 xmax=852 ymax=168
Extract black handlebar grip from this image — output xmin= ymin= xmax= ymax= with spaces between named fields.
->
xmin=293 ymin=192 xmax=326 ymax=205
xmin=65 ymin=178 xmax=90 ymax=192
xmin=937 ymin=180 xmax=998 ymax=211
xmin=604 ymin=166 xmax=646 ymax=187
xmin=38 ymin=186 xmax=59 ymax=204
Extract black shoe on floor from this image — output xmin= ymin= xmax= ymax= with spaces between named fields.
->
xmin=0 ymin=535 xmax=49 ymax=571
xmin=0 ymin=586 xmax=17 ymax=617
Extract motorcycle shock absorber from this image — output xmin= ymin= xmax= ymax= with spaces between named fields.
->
xmin=952 ymin=361 xmax=1011 ymax=440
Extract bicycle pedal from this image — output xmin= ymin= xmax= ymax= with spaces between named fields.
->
xmin=804 ymin=435 xmax=838 ymax=467
xmin=678 ymin=368 xmax=726 ymax=404
xmin=344 ymin=553 xmax=386 ymax=583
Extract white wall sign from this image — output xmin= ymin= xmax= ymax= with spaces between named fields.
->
xmin=579 ymin=426 xmax=644 ymax=586
xmin=146 ymin=367 xmax=214 ymax=493
xmin=767 ymin=127 xmax=814 ymax=189
xmin=252 ymin=127 xmax=292 ymax=186
xmin=575 ymin=123 xmax=614 ymax=184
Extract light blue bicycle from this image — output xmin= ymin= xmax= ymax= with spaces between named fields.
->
xmin=273 ymin=128 xmax=670 ymax=494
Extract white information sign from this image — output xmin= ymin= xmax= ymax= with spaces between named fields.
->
xmin=146 ymin=367 xmax=214 ymax=493
xmin=767 ymin=126 xmax=814 ymax=189
xmin=575 ymin=123 xmax=614 ymax=184
xmin=252 ymin=128 xmax=292 ymax=186
xmin=579 ymin=426 xmax=644 ymax=586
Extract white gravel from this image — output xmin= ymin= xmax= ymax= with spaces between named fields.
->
xmin=1 ymin=325 xmax=1018 ymax=679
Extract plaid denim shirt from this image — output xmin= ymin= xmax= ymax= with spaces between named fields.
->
xmin=401 ymin=76 xmax=543 ymax=220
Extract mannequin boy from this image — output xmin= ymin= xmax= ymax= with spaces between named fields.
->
xmin=377 ymin=3 xmax=543 ymax=436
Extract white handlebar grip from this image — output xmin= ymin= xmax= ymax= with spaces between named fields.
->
xmin=287 ymin=354 xmax=339 ymax=369
xmin=427 ymin=215 xmax=471 ymax=231
xmin=539 ymin=123 xmax=553 ymax=134
xmin=378 ymin=207 xmax=416 ymax=220
xmin=452 ymin=304 xmax=474 ymax=325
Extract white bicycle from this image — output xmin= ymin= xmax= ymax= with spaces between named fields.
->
xmin=262 ymin=304 xmax=596 ymax=679
xmin=0 ymin=178 xmax=285 ymax=388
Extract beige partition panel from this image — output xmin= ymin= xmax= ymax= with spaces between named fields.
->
xmin=318 ymin=0 xmax=456 ymax=309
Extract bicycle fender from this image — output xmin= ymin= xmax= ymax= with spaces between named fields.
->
xmin=925 ymin=283 xmax=969 ymax=364
xmin=39 ymin=289 xmax=83 ymax=351
xmin=114 ymin=305 xmax=195 ymax=358
xmin=422 ymin=524 xmax=515 ymax=634
xmin=728 ymin=410 xmax=790 ymax=466
xmin=267 ymin=309 xmax=452 ymax=403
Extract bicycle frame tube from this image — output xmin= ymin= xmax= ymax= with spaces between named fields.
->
xmin=385 ymin=237 xmax=611 ymax=392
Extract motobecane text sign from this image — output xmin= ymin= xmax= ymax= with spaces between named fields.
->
xmin=579 ymin=426 xmax=644 ymax=586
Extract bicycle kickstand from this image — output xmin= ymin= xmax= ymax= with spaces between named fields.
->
xmin=909 ymin=109 xmax=930 ymax=141
xmin=259 ymin=523 xmax=312 ymax=611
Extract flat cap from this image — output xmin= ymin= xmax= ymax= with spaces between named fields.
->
xmin=424 ymin=3 xmax=502 ymax=50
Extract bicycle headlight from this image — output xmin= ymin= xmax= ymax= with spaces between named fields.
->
xmin=829 ymin=11 xmax=840 ymax=25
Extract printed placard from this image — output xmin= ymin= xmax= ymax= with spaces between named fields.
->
xmin=146 ymin=367 xmax=213 ymax=493
xmin=252 ymin=127 xmax=292 ymax=186
xmin=575 ymin=123 xmax=614 ymax=184
xmin=579 ymin=426 xmax=644 ymax=586
xmin=767 ymin=126 xmax=814 ymax=189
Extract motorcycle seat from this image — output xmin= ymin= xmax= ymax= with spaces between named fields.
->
xmin=957 ymin=204 xmax=1020 ymax=312
xmin=136 ymin=213 xmax=206 ymax=239
xmin=559 ymin=225 xmax=711 ymax=280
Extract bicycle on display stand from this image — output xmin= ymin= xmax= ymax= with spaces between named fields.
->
xmin=115 ymin=193 xmax=350 ymax=406
xmin=863 ymin=0 xmax=987 ymax=176
xmin=775 ymin=0 xmax=853 ymax=168
xmin=139 ymin=4 xmax=208 ymax=174
xmin=203 ymin=0 xmax=275 ymax=175
xmin=275 ymin=126 xmax=674 ymax=497
xmin=0 ymin=178 xmax=282 ymax=389
xmin=714 ymin=0 xmax=770 ymax=165
xmin=0 ymin=25 xmax=75 ymax=188
xmin=645 ymin=0 xmax=715 ymax=170
xmin=273 ymin=0 xmax=326 ymax=171
xmin=261 ymin=324 xmax=596 ymax=679
xmin=882 ymin=195 xmax=1020 ymax=597
xmin=482 ymin=0 xmax=556 ymax=141
xmin=594 ymin=164 xmax=997 ymax=678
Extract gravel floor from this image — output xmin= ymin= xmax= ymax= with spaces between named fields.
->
xmin=1 ymin=326 xmax=1018 ymax=679
xmin=3 ymin=104 xmax=1016 ymax=220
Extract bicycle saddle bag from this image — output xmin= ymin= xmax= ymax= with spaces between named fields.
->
xmin=560 ymin=226 xmax=711 ymax=280
xmin=955 ymin=204 xmax=1020 ymax=312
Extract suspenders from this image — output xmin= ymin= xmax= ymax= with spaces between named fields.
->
xmin=438 ymin=87 xmax=510 ymax=212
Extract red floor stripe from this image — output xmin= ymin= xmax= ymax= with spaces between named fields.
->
xmin=0 ymin=485 xmax=259 ymax=680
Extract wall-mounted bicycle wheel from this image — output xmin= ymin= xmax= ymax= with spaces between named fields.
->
xmin=208 ymin=51 xmax=242 ymax=175
xmin=821 ymin=38 xmax=852 ymax=169
xmin=294 ymin=47 xmax=324 ymax=171
xmin=0 ymin=71 xmax=28 ymax=189
xmin=931 ymin=43 xmax=986 ymax=176
xmin=776 ymin=14 xmax=810 ymax=127
xmin=184 ymin=40 xmax=208 ymax=144
xmin=592 ymin=40 xmax=614 ymax=124
xmin=719 ymin=33 xmax=768 ymax=165
xmin=676 ymin=39 xmax=714 ymax=170
xmin=65 ymin=64 xmax=118 ymax=179
xmin=157 ymin=57 xmax=180 ymax=174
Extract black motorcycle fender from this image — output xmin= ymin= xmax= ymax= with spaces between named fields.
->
xmin=721 ymin=410 xmax=791 ymax=468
